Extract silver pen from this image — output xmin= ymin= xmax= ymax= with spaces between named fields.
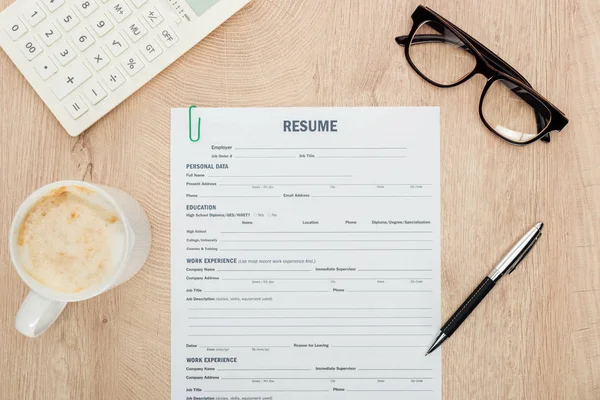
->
xmin=426 ymin=222 xmax=544 ymax=355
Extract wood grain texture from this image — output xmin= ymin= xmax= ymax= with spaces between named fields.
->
xmin=0 ymin=0 xmax=598 ymax=398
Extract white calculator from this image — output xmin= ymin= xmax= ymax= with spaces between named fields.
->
xmin=0 ymin=0 xmax=250 ymax=136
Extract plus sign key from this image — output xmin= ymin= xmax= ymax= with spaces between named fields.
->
xmin=49 ymin=61 xmax=92 ymax=99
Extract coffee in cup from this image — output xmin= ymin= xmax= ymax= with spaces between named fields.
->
xmin=17 ymin=185 xmax=126 ymax=293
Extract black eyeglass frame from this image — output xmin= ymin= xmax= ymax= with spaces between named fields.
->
xmin=396 ymin=6 xmax=568 ymax=146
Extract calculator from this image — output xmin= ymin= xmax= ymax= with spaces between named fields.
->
xmin=0 ymin=0 xmax=250 ymax=136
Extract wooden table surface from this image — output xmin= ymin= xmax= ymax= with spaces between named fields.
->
xmin=1 ymin=0 xmax=599 ymax=398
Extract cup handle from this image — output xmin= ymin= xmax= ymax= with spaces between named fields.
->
xmin=15 ymin=291 xmax=67 ymax=337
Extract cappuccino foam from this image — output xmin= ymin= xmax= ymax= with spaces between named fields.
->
xmin=17 ymin=186 xmax=125 ymax=293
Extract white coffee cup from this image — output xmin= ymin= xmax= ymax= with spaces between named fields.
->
xmin=9 ymin=180 xmax=152 ymax=337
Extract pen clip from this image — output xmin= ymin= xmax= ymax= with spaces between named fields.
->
xmin=507 ymin=232 xmax=541 ymax=274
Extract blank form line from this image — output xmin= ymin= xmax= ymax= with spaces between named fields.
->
xmin=236 ymin=147 xmax=408 ymax=150
xmin=189 ymin=325 xmax=432 ymax=328
xmin=218 ymin=269 xmax=311 ymax=272
xmin=189 ymin=317 xmax=433 ymax=319
xmin=318 ymin=156 xmax=407 ymax=159
xmin=236 ymin=156 xmax=297 ymax=159
xmin=204 ymin=390 xmax=329 ymax=393
xmin=221 ymin=377 xmax=433 ymax=380
xmin=219 ymin=183 xmax=430 ymax=186
xmin=332 ymin=346 xmax=428 ymax=348
xmin=222 ymin=231 xmax=432 ymax=234
xmin=347 ymin=390 xmax=434 ymax=392
xmin=203 ymin=290 xmax=329 ymax=293
xmin=221 ymin=239 xmax=433 ymax=242
xmin=313 ymin=195 xmax=431 ymax=198
xmin=223 ymin=248 xmax=433 ymax=251
xmin=208 ymin=175 xmax=353 ymax=178
xmin=188 ymin=307 xmax=432 ymax=310
xmin=221 ymin=278 xmax=432 ymax=281
xmin=359 ymin=269 xmax=433 ymax=272
xmin=359 ymin=368 xmax=433 ymax=371
xmin=218 ymin=368 xmax=311 ymax=371
xmin=198 ymin=196 xmax=279 ymax=198
xmin=347 ymin=290 xmax=433 ymax=293
xmin=189 ymin=334 xmax=431 ymax=337
xmin=204 ymin=346 xmax=291 ymax=348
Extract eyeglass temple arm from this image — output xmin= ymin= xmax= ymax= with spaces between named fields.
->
xmin=396 ymin=34 xmax=550 ymax=143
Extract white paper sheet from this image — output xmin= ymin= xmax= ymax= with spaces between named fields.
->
xmin=171 ymin=107 xmax=441 ymax=400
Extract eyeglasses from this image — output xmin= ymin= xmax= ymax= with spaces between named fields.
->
xmin=395 ymin=6 xmax=568 ymax=146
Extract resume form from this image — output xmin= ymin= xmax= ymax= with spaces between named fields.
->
xmin=171 ymin=107 xmax=441 ymax=400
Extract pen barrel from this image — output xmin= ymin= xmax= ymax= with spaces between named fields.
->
xmin=441 ymin=277 xmax=496 ymax=335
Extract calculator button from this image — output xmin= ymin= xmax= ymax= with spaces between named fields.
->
xmin=87 ymin=47 xmax=110 ymax=71
xmin=75 ymin=0 xmax=98 ymax=17
xmin=125 ymin=18 xmax=147 ymax=42
xmin=49 ymin=62 xmax=92 ymax=99
xmin=65 ymin=95 xmax=89 ymax=119
xmin=71 ymin=26 xmax=94 ymax=51
xmin=33 ymin=56 xmax=58 ymax=80
xmin=139 ymin=38 xmax=162 ymax=62
xmin=21 ymin=36 xmax=43 ymax=60
xmin=121 ymin=53 xmax=144 ymax=76
xmin=130 ymin=0 xmax=147 ymax=8
xmin=106 ymin=32 xmax=128 ymax=56
xmin=82 ymin=81 xmax=107 ymax=105
xmin=24 ymin=5 xmax=46 ymax=26
xmin=5 ymin=19 xmax=27 ymax=41
xmin=158 ymin=26 xmax=178 ymax=48
xmin=142 ymin=6 xmax=162 ymax=28
xmin=38 ymin=21 xmax=61 ymax=46
xmin=41 ymin=0 xmax=64 ymax=12
xmin=101 ymin=66 xmax=125 ymax=91
xmin=57 ymin=8 xmax=80 ymax=32
xmin=90 ymin=14 xmax=113 ymax=36
xmin=54 ymin=41 xmax=76 ymax=65
xmin=108 ymin=0 xmax=132 ymax=23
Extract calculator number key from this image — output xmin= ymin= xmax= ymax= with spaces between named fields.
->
xmin=33 ymin=56 xmax=58 ymax=80
xmin=73 ymin=27 xmax=95 ymax=51
xmin=38 ymin=21 xmax=61 ymax=46
xmin=41 ymin=0 xmax=64 ymax=13
xmin=158 ymin=26 xmax=178 ymax=48
xmin=49 ymin=61 xmax=92 ymax=99
xmin=21 ymin=37 xmax=43 ymax=60
xmin=57 ymin=9 xmax=80 ymax=32
xmin=5 ymin=19 xmax=27 ymax=41
xmin=106 ymin=32 xmax=128 ymax=56
xmin=87 ymin=47 xmax=110 ymax=71
xmin=140 ymin=38 xmax=162 ymax=62
xmin=66 ymin=95 xmax=89 ymax=119
xmin=75 ymin=0 xmax=98 ymax=17
xmin=101 ymin=66 xmax=126 ymax=91
xmin=83 ymin=81 xmax=107 ymax=105
xmin=142 ymin=6 xmax=162 ymax=28
xmin=108 ymin=0 xmax=132 ymax=22
xmin=90 ymin=14 xmax=113 ymax=36
xmin=24 ymin=5 xmax=46 ymax=27
xmin=122 ymin=54 xmax=144 ymax=76
xmin=125 ymin=19 xmax=147 ymax=42
xmin=54 ymin=41 xmax=76 ymax=65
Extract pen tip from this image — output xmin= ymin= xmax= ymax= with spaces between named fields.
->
xmin=535 ymin=222 xmax=544 ymax=231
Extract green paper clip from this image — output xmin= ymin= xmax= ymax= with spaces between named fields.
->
xmin=189 ymin=105 xmax=200 ymax=142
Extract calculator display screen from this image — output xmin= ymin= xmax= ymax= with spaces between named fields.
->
xmin=185 ymin=0 xmax=222 ymax=16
